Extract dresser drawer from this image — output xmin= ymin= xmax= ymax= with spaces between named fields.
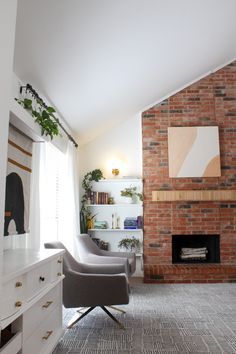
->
xmin=51 ymin=256 xmax=63 ymax=282
xmin=23 ymin=305 xmax=62 ymax=354
xmin=26 ymin=262 xmax=51 ymax=300
xmin=23 ymin=283 xmax=61 ymax=340
xmin=0 ymin=331 xmax=22 ymax=354
xmin=1 ymin=276 xmax=25 ymax=319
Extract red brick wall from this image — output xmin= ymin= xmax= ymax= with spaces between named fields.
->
xmin=142 ymin=61 xmax=236 ymax=283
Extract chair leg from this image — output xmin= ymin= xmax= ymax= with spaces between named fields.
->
xmin=108 ymin=305 xmax=126 ymax=314
xmin=100 ymin=306 xmax=125 ymax=330
xmin=77 ymin=307 xmax=89 ymax=314
xmin=67 ymin=306 xmax=95 ymax=328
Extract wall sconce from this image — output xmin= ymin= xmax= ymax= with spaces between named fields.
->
xmin=107 ymin=157 xmax=122 ymax=178
xmin=112 ymin=168 xmax=120 ymax=177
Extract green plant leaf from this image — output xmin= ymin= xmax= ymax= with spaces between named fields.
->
xmin=15 ymin=96 xmax=59 ymax=140
xmin=47 ymin=106 xmax=56 ymax=113
xmin=23 ymin=98 xmax=33 ymax=109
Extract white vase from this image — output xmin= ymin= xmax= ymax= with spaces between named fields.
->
xmin=122 ymin=196 xmax=133 ymax=204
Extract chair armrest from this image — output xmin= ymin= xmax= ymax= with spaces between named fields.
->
xmin=100 ymin=250 xmax=135 ymax=259
xmin=78 ymin=262 xmax=127 ymax=274
xmin=63 ymin=269 xmax=129 ymax=307
xmin=84 ymin=254 xmax=129 ymax=273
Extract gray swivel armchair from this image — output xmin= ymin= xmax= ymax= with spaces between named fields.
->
xmin=77 ymin=234 xmax=136 ymax=277
xmin=44 ymin=241 xmax=129 ymax=329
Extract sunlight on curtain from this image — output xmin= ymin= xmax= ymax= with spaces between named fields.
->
xmin=28 ymin=142 xmax=42 ymax=250
xmin=39 ymin=141 xmax=80 ymax=255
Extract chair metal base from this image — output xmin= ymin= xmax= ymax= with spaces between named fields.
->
xmin=108 ymin=305 xmax=126 ymax=314
xmin=77 ymin=305 xmax=126 ymax=315
xmin=67 ymin=306 xmax=125 ymax=329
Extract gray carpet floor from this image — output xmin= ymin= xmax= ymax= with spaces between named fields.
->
xmin=53 ymin=282 xmax=236 ymax=354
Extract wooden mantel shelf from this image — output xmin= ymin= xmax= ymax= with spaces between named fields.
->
xmin=152 ymin=190 xmax=236 ymax=202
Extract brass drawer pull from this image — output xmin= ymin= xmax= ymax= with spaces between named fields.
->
xmin=57 ymin=272 xmax=62 ymax=276
xmin=42 ymin=330 xmax=53 ymax=340
xmin=15 ymin=281 xmax=23 ymax=287
xmin=42 ymin=301 xmax=53 ymax=309
xmin=15 ymin=301 xmax=22 ymax=307
xmin=57 ymin=259 xmax=62 ymax=264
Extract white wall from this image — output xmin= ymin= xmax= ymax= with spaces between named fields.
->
xmin=0 ymin=1 xmax=17 ymax=243
xmin=79 ymin=113 xmax=142 ymax=181
xmin=0 ymin=0 xmax=17 ymax=302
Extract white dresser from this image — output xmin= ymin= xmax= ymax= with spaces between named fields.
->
xmin=0 ymin=248 xmax=65 ymax=354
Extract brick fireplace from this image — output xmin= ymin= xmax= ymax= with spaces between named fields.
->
xmin=142 ymin=61 xmax=236 ymax=283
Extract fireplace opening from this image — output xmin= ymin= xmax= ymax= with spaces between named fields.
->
xmin=172 ymin=234 xmax=220 ymax=264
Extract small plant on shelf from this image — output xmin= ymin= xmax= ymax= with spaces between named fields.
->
xmin=120 ymin=186 xmax=143 ymax=203
xmin=80 ymin=169 xmax=104 ymax=233
xmin=118 ymin=237 xmax=141 ymax=253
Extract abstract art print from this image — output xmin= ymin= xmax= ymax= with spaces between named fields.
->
xmin=168 ymin=126 xmax=221 ymax=178
xmin=4 ymin=126 xmax=32 ymax=236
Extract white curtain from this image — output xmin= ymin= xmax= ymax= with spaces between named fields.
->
xmin=57 ymin=141 xmax=80 ymax=256
xmin=31 ymin=141 xmax=80 ymax=256
xmin=28 ymin=142 xmax=43 ymax=250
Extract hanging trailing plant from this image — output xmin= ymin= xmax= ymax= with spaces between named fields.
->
xmin=15 ymin=97 xmax=60 ymax=139
xmin=80 ymin=169 xmax=104 ymax=233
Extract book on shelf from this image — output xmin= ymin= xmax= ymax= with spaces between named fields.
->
xmin=124 ymin=216 xmax=143 ymax=229
xmin=88 ymin=191 xmax=109 ymax=204
xmin=124 ymin=226 xmax=138 ymax=229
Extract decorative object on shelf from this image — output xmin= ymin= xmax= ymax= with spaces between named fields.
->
xmin=118 ymin=237 xmax=141 ymax=253
xmin=116 ymin=216 xmax=120 ymax=229
xmin=112 ymin=213 xmax=115 ymax=229
xmin=112 ymin=168 xmax=120 ymax=176
xmin=120 ymin=186 xmax=143 ymax=203
xmin=108 ymin=196 xmax=115 ymax=204
xmin=80 ymin=169 xmax=104 ymax=233
xmin=86 ymin=212 xmax=97 ymax=230
xmin=91 ymin=237 xmax=109 ymax=251
xmin=91 ymin=237 xmax=100 ymax=247
xmin=100 ymin=240 xmax=109 ymax=251
xmin=16 ymin=84 xmax=78 ymax=146
xmin=137 ymin=215 xmax=143 ymax=229
xmin=94 ymin=220 xmax=107 ymax=229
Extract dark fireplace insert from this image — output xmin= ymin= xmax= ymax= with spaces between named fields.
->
xmin=172 ymin=234 xmax=220 ymax=264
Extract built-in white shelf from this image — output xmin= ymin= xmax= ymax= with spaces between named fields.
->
xmin=88 ymin=177 xmax=143 ymax=277
xmin=86 ymin=203 xmax=142 ymax=207
xmin=95 ymin=178 xmax=142 ymax=183
xmin=88 ymin=228 xmax=142 ymax=232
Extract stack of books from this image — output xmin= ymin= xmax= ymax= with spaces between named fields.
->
xmin=124 ymin=217 xmax=138 ymax=229
xmin=88 ymin=191 xmax=109 ymax=204
xmin=94 ymin=220 xmax=108 ymax=229
xmin=124 ymin=216 xmax=143 ymax=229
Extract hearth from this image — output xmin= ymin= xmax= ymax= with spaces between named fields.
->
xmin=172 ymin=234 xmax=220 ymax=264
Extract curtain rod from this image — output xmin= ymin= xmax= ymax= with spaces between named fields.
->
xmin=20 ymin=83 xmax=78 ymax=148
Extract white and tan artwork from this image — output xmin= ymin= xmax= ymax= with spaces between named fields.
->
xmin=4 ymin=125 xmax=32 ymax=236
xmin=168 ymin=126 xmax=221 ymax=178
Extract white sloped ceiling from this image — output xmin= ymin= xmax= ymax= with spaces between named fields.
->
xmin=14 ymin=0 xmax=236 ymax=144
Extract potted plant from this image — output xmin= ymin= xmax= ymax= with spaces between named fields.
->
xmin=80 ymin=169 xmax=104 ymax=233
xmin=118 ymin=237 xmax=141 ymax=253
xmin=15 ymin=98 xmax=60 ymax=139
xmin=120 ymin=186 xmax=143 ymax=204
